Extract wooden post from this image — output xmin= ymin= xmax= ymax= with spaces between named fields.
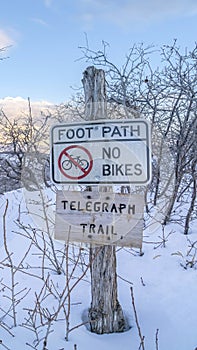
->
xmin=82 ymin=66 xmax=126 ymax=334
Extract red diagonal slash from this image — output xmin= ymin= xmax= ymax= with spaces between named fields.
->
xmin=58 ymin=145 xmax=93 ymax=180
xmin=63 ymin=150 xmax=87 ymax=173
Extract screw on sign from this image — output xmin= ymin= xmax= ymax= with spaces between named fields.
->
xmin=58 ymin=145 xmax=93 ymax=180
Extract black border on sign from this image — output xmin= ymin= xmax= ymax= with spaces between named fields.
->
xmin=50 ymin=119 xmax=152 ymax=185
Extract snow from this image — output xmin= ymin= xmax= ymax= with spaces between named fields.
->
xmin=0 ymin=188 xmax=197 ymax=350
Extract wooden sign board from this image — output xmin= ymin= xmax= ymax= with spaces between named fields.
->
xmin=54 ymin=190 xmax=144 ymax=248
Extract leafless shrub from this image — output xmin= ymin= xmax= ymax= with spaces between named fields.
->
xmin=0 ymin=199 xmax=31 ymax=327
xmin=78 ymin=40 xmax=197 ymax=231
xmin=130 ymin=286 xmax=159 ymax=350
xmin=172 ymin=238 xmax=197 ymax=269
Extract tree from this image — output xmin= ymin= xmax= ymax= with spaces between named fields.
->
xmin=0 ymin=98 xmax=52 ymax=191
xmin=79 ymin=40 xmax=197 ymax=233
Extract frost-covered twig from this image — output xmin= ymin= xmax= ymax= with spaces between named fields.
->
xmin=130 ymin=287 xmax=145 ymax=350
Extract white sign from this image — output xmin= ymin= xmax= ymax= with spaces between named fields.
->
xmin=54 ymin=190 xmax=144 ymax=247
xmin=50 ymin=119 xmax=151 ymax=185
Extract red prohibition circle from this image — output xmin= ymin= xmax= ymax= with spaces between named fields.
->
xmin=58 ymin=145 xmax=93 ymax=180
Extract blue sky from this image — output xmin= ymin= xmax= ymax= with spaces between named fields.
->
xmin=1 ymin=0 xmax=197 ymax=104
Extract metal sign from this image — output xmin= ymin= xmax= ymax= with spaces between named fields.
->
xmin=54 ymin=190 xmax=144 ymax=247
xmin=50 ymin=119 xmax=152 ymax=185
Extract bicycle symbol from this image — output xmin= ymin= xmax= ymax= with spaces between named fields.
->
xmin=58 ymin=145 xmax=93 ymax=181
xmin=62 ymin=155 xmax=89 ymax=171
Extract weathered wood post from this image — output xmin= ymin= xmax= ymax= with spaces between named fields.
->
xmin=82 ymin=66 xmax=126 ymax=334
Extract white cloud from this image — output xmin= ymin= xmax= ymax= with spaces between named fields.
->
xmin=78 ymin=0 xmax=197 ymax=27
xmin=31 ymin=18 xmax=48 ymax=26
xmin=117 ymin=0 xmax=197 ymax=22
xmin=44 ymin=0 xmax=53 ymax=8
xmin=0 ymin=97 xmax=55 ymax=118
xmin=0 ymin=29 xmax=14 ymax=48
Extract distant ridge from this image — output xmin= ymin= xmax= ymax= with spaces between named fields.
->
xmin=0 ymin=96 xmax=56 ymax=119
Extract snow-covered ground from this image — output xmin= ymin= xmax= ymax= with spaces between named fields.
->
xmin=0 ymin=188 xmax=197 ymax=350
